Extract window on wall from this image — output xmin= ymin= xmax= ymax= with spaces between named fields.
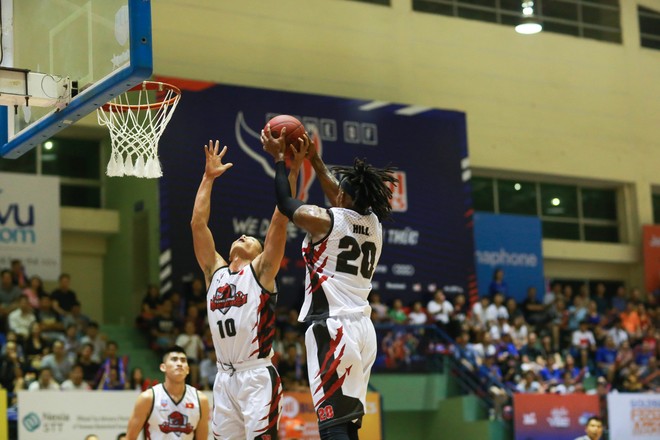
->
xmin=0 ymin=137 xmax=102 ymax=208
xmin=471 ymin=176 xmax=620 ymax=243
xmin=412 ymin=0 xmax=622 ymax=44
xmin=639 ymin=6 xmax=660 ymax=51
xmin=652 ymin=193 xmax=660 ymax=224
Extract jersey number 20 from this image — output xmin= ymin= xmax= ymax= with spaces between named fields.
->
xmin=336 ymin=236 xmax=377 ymax=278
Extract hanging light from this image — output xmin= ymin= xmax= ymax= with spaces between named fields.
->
xmin=515 ymin=1 xmax=542 ymax=35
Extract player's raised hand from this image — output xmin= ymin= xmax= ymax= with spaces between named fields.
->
xmin=261 ymin=124 xmax=287 ymax=161
xmin=204 ymin=140 xmax=233 ymax=178
xmin=288 ymin=133 xmax=310 ymax=173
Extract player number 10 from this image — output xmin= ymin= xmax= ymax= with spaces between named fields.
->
xmin=216 ymin=318 xmax=237 ymax=338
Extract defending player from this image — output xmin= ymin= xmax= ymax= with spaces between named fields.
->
xmin=125 ymin=346 xmax=209 ymax=440
xmin=191 ymin=140 xmax=304 ymax=439
xmin=262 ymin=127 xmax=398 ymax=440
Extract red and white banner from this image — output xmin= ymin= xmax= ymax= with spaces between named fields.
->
xmin=608 ymin=393 xmax=660 ymax=439
xmin=643 ymin=225 xmax=660 ymax=295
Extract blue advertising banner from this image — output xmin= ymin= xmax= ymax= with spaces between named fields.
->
xmin=156 ymin=76 xmax=475 ymax=309
xmin=474 ymin=213 xmax=544 ymax=302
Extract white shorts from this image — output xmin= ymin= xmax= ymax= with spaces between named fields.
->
xmin=211 ymin=358 xmax=282 ymax=439
xmin=305 ymin=313 xmax=377 ymax=430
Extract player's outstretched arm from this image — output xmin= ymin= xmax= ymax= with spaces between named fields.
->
xmin=125 ymin=390 xmax=153 ymax=440
xmin=254 ymin=128 xmax=308 ymax=287
xmin=306 ymin=131 xmax=340 ymax=205
xmin=191 ymin=140 xmax=232 ymax=286
xmin=194 ymin=391 xmax=209 ymax=440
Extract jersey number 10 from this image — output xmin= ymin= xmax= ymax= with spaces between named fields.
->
xmin=216 ymin=318 xmax=237 ymax=338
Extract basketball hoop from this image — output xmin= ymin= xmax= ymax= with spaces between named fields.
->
xmin=97 ymin=81 xmax=181 ymax=178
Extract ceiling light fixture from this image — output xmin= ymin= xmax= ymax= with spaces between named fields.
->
xmin=515 ymin=1 xmax=542 ymax=35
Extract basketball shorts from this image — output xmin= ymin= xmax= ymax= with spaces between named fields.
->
xmin=211 ymin=358 xmax=282 ymax=440
xmin=305 ymin=313 xmax=377 ymax=430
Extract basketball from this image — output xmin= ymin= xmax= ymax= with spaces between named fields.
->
xmin=264 ymin=115 xmax=306 ymax=152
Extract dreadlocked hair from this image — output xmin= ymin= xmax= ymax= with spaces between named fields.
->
xmin=332 ymin=158 xmax=399 ymax=221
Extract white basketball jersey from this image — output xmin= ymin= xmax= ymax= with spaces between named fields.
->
xmin=299 ymin=207 xmax=382 ymax=321
xmin=144 ymin=383 xmax=201 ymax=439
xmin=206 ymin=264 xmax=277 ymax=365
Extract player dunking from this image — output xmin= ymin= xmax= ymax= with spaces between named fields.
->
xmin=191 ymin=140 xmax=304 ymax=439
xmin=262 ymin=127 xmax=398 ymax=440
xmin=125 ymin=346 xmax=209 ymax=440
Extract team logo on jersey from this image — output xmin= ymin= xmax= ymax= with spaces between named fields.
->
xmin=159 ymin=411 xmax=194 ymax=435
xmin=210 ymin=283 xmax=247 ymax=314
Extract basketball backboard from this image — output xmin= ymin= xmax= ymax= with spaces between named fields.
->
xmin=0 ymin=0 xmax=152 ymax=158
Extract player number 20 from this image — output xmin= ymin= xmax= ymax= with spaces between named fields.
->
xmin=336 ymin=236 xmax=377 ymax=278
xmin=216 ymin=318 xmax=237 ymax=338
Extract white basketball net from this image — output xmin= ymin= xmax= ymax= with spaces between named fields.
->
xmin=97 ymin=81 xmax=181 ymax=178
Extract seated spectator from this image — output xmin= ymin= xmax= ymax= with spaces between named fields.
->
xmin=611 ymin=286 xmax=628 ymax=314
xmin=471 ymin=331 xmax=498 ymax=363
xmin=568 ymin=296 xmax=588 ymax=332
xmin=453 ymin=331 xmax=479 ymax=371
xmin=0 ymin=269 xmax=22 ymax=326
xmin=40 ymin=340 xmax=72 ymax=384
xmin=77 ymin=343 xmax=101 ymax=387
xmin=485 ymin=292 xmax=508 ymax=327
xmin=548 ymin=298 xmax=569 ymax=351
xmin=278 ymin=343 xmax=308 ymax=389
xmin=95 ymin=341 xmax=128 ymax=390
xmin=407 ymin=301 xmax=428 ymax=325
xmin=506 ymin=297 xmax=523 ymax=322
xmin=516 ymin=370 xmax=543 ymax=393
xmin=450 ymin=294 xmax=468 ymax=336
xmin=585 ymin=300 xmax=602 ymax=328
xmin=182 ymin=304 xmax=205 ymax=335
xmin=0 ymin=341 xmax=25 ymax=393
xmin=23 ymin=321 xmax=49 ymax=369
xmin=571 ymin=320 xmax=596 ymax=368
xmin=519 ymin=332 xmax=543 ymax=361
xmin=614 ymin=340 xmax=635 ymax=376
xmin=165 ymin=290 xmax=186 ymax=323
xmin=35 ymin=294 xmax=65 ymax=342
xmin=427 ymin=289 xmax=454 ymax=327
xmin=141 ymin=284 xmax=161 ymax=316
xmin=562 ymin=353 xmax=586 ymax=381
xmin=50 ymin=273 xmax=79 ymax=317
xmin=538 ymin=354 xmax=563 ymax=387
xmin=553 ymin=370 xmax=576 ymax=394
xmin=80 ymin=321 xmax=107 ymax=363
xmin=198 ymin=350 xmax=217 ymax=391
xmin=596 ymin=336 xmax=618 ymax=380
xmin=28 ymin=366 xmax=60 ymax=391
xmin=607 ymin=318 xmax=629 ymax=348
xmin=127 ymin=367 xmax=152 ymax=392
xmin=521 ymin=287 xmax=547 ymax=329
xmin=10 ymin=259 xmax=28 ymax=288
xmin=388 ymin=299 xmax=408 ymax=324
xmin=544 ymin=282 xmax=562 ymax=306
xmin=510 ymin=315 xmax=529 ymax=349
xmin=620 ymin=301 xmax=642 ymax=341
xmin=62 ymin=301 xmax=91 ymax=339
xmin=489 ymin=315 xmax=511 ymax=342
xmin=637 ymin=303 xmax=652 ymax=334
xmin=592 ymin=282 xmax=609 ymax=315
xmin=22 ymin=275 xmax=47 ymax=309
xmin=60 ymin=364 xmax=91 ymax=391
xmin=184 ymin=278 xmax=206 ymax=314
xmin=640 ymin=356 xmax=660 ymax=392
xmin=63 ymin=323 xmax=81 ymax=363
xmin=8 ymin=294 xmax=36 ymax=342
xmin=98 ymin=367 xmax=125 ymax=390
xmin=369 ymin=292 xmax=389 ymax=323
xmin=469 ymin=296 xmax=490 ymax=331
xmin=149 ymin=298 xmax=180 ymax=353
xmin=621 ymin=363 xmax=644 ymax=392
xmin=175 ymin=321 xmax=204 ymax=386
